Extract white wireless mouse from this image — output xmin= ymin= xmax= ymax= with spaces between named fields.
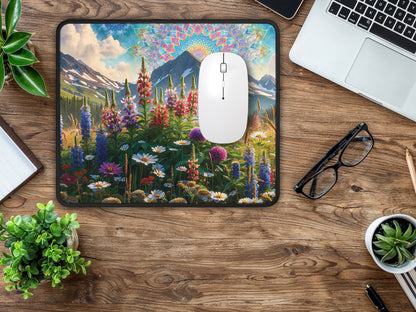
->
xmin=198 ymin=52 xmax=248 ymax=144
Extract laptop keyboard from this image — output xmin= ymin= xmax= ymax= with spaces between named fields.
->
xmin=328 ymin=0 xmax=416 ymax=53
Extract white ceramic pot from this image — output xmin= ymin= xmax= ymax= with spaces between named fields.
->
xmin=365 ymin=214 xmax=416 ymax=274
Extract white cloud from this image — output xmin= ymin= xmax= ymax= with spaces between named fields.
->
xmin=60 ymin=24 xmax=138 ymax=82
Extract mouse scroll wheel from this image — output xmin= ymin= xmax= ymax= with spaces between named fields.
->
xmin=220 ymin=63 xmax=227 ymax=73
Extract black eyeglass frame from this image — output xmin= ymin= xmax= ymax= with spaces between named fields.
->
xmin=294 ymin=122 xmax=373 ymax=199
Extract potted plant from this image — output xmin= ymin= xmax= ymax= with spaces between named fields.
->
xmin=365 ymin=214 xmax=416 ymax=274
xmin=0 ymin=0 xmax=47 ymax=96
xmin=0 ymin=201 xmax=90 ymax=299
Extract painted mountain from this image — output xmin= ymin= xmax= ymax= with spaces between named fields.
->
xmin=60 ymin=51 xmax=276 ymax=117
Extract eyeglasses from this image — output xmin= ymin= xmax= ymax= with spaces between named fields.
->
xmin=294 ymin=122 xmax=374 ymax=199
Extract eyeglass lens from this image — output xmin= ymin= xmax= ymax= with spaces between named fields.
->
xmin=303 ymin=167 xmax=337 ymax=199
xmin=341 ymin=129 xmax=373 ymax=166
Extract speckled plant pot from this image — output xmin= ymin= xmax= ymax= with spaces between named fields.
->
xmin=365 ymin=214 xmax=416 ymax=274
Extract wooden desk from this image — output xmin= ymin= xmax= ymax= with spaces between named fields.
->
xmin=0 ymin=0 xmax=415 ymax=310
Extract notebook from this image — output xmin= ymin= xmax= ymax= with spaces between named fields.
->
xmin=0 ymin=116 xmax=42 ymax=203
xmin=395 ymin=271 xmax=416 ymax=310
xmin=57 ymin=21 xmax=279 ymax=207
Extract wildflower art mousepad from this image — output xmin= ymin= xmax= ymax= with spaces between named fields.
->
xmin=57 ymin=21 xmax=279 ymax=207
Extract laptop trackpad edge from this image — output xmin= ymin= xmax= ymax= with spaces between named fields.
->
xmin=345 ymin=38 xmax=416 ymax=108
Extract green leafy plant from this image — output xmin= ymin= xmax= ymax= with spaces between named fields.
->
xmin=0 ymin=0 xmax=47 ymax=96
xmin=373 ymin=219 xmax=416 ymax=266
xmin=0 ymin=201 xmax=90 ymax=299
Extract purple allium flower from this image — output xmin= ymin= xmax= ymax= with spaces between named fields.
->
xmin=165 ymin=88 xmax=177 ymax=111
xmin=209 ymin=146 xmax=227 ymax=162
xmin=71 ymin=145 xmax=84 ymax=170
xmin=258 ymin=152 xmax=271 ymax=193
xmin=81 ymin=103 xmax=92 ymax=142
xmin=189 ymin=127 xmax=206 ymax=142
xmin=95 ymin=129 xmax=108 ymax=166
xmin=232 ymin=161 xmax=240 ymax=180
xmin=99 ymin=162 xmax=123 ymax=177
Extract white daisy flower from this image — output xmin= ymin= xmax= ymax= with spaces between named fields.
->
xmin=250 ymin=131 xmax=267 ymax=139
xmin=252 ymin=198 xmax=264 ymax=204
xmin=176 ymin=166 xmax=187 ymax=172
xmin=144 ymin=197 xmax=152 ymax=203
xmin=153 ymin=168 xmax=165 ymax=178
xmin=120 ymin=144 xmax=129 ymax=151
xmin=132 ymin=153 xmax=158 ymax=166
xmin=152 ymin=164 xmax=165 ymax=171
xmin=90 ymin=174 xmax=100 ymax=179
xmin=85 ymin=155 xmax=95 ymax=160
xmin=151 ymin=146 xmax=166 ymax=153
xmin=262 ymin=191 xmax=276 ymax=198
xmin=203 ymin=172 xmax=214 ymax=178
xmin=174 ymin=140 xmax=190 ymax=146
xmin=164 ymin=183 xmax=173 ymax=188
xmin=210 ymin=192 xmax=228 ymax=202
xmin=238 ymin=198 xmax=254 ymax=204
xmin=149 ymin=190 xmax=165 ymax=200
xmin=88 ymin=181 xmax=111 ymax=190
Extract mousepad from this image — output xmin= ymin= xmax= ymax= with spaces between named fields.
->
xmin=56 ymin=20 xmax=279 ymax=206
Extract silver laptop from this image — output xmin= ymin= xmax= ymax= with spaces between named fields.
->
xmin=290 ymin=0 xmax=416 ymax=122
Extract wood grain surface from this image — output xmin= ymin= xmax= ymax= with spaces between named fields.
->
xmin=1 ymin=0 xmax=416 ymax=311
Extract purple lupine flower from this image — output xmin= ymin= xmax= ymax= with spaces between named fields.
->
xmin=258 ymin=152 xmax=271 ymax=193
xmin=209 ymin=146 xmax=227 ymax=162
xmin=80 ymin=98 xmax=92 ymax=142
xmin=121 ymin=96 xmax=139 ymax=128
xmin=71 ymin=145 xmax=84 ymax=170
xmin=245 ymin=173 xmax=259 ymax=198
xmin=243 ymin=147 xmax=255 ymax=170
xmin=232 ymin=161 xmax=240 ymax=180
xmin=95 ymin=129 xmax=108 ymax=166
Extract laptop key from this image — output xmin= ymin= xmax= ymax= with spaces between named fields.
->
xmin=329 ymin=2 xmax=341 ymax=14
xmin=385 ymin=3 xmax=396 ymax=15
xmin=376 ymin=0 xmax=387 ymax=10
xmin=395 ymin=8 xmax=406 ymax=20
xmin=339 ymin=6 xmax=351 ymax=19
xmin=365 ymin=0 xmax=376 ymax=4
xmin=349 ymin=11 xmax=361 ymax=23
xmin=356 ymin=2 xmax=367 ymax=13
xmin=404 ymin=13 xmax=416 ymax=25
xmin=404 ymin=26 xmax=416 ymax=37
xmin=394 ymin=21 xmax=406 ymax=32
xmin=365 ymin=7 xmax=377 ymax=18
xmin=409 ymin=2 xmax=416 ymax=13
xmin=385 ymin=16 xmax=396 ymax=27
xmin=375 ymin=11 xmax=387 ymax=23
xmin=335 ymin=0 xmax=357 ymax=9
xmin=358 ymin=16 xmax=372 ymax=29
xmin=398 ymin=0 xmax=410 ymax=8
xmin=370 ymin=22 xmax=416 ymax=53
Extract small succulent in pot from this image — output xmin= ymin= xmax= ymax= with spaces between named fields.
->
xmin=373 ymin=219 xmax=416 ymax=266
xmin=0 ymin=201 xmax=90 ymax=299
xmin=0 ymin=0 xmax=47 ymax=96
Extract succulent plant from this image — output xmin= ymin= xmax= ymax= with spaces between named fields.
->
xmin=0 ymin=0 xmax=47 ymax=96
xmin=373 ymin=219 xmax=416 ymax=266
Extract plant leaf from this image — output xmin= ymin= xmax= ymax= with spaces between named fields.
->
xmin=403 ymin=223 xmax=413 ymax=241
xmin=0 ymin=53 xmax=4 ymax=92
xmin=375 ymin=234 xmax=395 ymax=246
xmin=374 ymin=249 xmax=388 ymax=256
xmin=8 ymin=49 xmax=38 ymax=66
xmin=394 ymin=220 xmax=403 ymax=239
xmin=3 ymin=32 xmax=32 ymax=54
xmin=11 ymin=65 xmax=48 ymax=97
xmin=5 ymin=0 xmax=21 ymax=37
xmin=399 ymin=246 xmax=415 ymax=261
xmin=381 ymin=247 xmax=397 ymax=262
xmin=373 ymin=241 xmax=392 ymax=250
xmin=381 ymin=223 xmax=396 ymax=237
xmin=397 ymin=246 xmax=403 ymax=264
xmin=49 ymin=223 xmax=61 ymax=237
